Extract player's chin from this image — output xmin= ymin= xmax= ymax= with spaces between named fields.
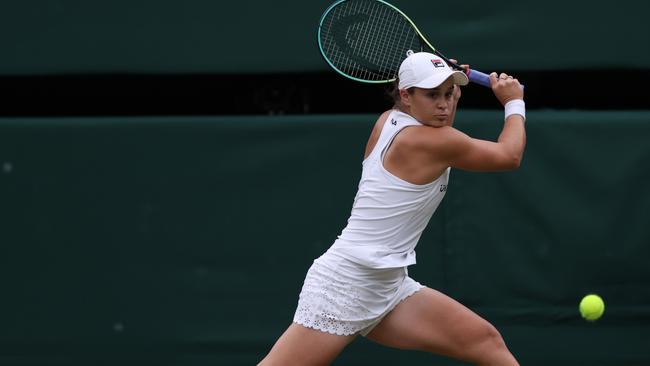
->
xmin=426 ymin=116 xmax=449 ymax=127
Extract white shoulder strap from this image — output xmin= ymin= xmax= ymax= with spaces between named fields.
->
xmin=373 ymin=111 xmax=420 ymax=162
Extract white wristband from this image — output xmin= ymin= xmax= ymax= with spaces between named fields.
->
xmin=504 ymin=99 xmax=526 ymax=121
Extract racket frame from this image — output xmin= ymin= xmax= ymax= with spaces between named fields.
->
xmin=317 ymin=0 xmax=468 ymax=84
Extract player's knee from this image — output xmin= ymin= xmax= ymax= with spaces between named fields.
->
xmin=484 ymin=324 xmax=507 ymax=350
xmin=461 ymin=322 xmax=506 ymax=357
xmin=471 ymin=323 xmax=513 ymax=362
xmin=419 ymin=321 xmax=506 ymax=359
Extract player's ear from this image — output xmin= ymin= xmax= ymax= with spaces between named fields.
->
xmin=399 ymin=88 xmax=411 ymax=107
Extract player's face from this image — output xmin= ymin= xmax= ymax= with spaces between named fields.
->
xmin=401 ymin=78 xmax=456 ymax=127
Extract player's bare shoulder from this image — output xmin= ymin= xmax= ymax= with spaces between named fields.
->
xmin=399 ymin=125 xmax=470 ymax=157
xmin=364 ymin=110 xmax=394 ymax=159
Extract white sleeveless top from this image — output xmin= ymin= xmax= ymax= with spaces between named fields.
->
xmin=328 ymin=110 xmax=450 ymax=269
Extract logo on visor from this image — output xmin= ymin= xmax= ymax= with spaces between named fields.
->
xmin=431 ymin=59 xmax=445 ymax=68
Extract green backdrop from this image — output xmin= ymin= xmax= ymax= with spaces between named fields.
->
xmin=1 ymin=110 xmax=649 ymax=365
xmin=0 ymin=0 xmax=649 ymax=75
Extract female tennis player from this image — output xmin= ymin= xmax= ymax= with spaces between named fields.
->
xmin=258 ymin=51 xmax=526 ymax=366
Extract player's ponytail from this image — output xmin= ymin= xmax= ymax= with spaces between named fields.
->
xmin=386 ymin=79 xmax=414 ymax=110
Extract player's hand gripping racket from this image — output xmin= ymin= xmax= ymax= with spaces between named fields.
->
xmin=318 ymin=0 xmax=493 ymax=87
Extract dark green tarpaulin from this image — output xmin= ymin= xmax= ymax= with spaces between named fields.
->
xmin=1 ymin=111 xmax=649 ymax=365
xmin=0 ymin=0 xmax=648 ymax=74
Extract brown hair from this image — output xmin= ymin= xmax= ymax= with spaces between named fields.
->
xmin=385 ymin=78 xmax=414 ymax=110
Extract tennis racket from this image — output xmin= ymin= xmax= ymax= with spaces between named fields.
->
xmin=317 ymin=0 xmax=492 ymax=87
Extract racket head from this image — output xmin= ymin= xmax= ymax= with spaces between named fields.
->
xmin=318 ymin=0 xmax=436 ymax=83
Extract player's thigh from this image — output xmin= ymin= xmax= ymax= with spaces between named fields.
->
xmin=259 ymin=322 xmax=356 ymax=366
xmin=366 ymin=287 xmax=505 ymax=362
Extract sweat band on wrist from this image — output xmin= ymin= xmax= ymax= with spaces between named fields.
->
xmin=504 ymin=99 xmax=526 ymax=121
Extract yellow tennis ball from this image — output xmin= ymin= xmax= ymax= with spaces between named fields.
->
xmin=579 ymin=294 xmax=605 ymax=321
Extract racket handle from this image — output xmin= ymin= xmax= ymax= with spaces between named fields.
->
xmin=466 ymin=69 xmax=525 ymax=90
xmin=466 ymin=69 xmax=491 ymax=88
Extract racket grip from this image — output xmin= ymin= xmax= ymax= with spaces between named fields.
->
xmin=466 ymin=69 xmax=525 ymax=90
xmin=466 ymin=69 xmax=491 ymax=88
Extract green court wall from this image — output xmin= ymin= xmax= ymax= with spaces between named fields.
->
xmin=0 ymin=0 xmax=649 ymax=75
xmin=1 ymin=111 xmax=649 ymax=365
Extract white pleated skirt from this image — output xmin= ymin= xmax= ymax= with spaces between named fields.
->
xmin=293 ymin=251 xmax=424 ymax=336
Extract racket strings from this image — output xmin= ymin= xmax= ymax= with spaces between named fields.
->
xmin=377 ymin=6 xmax=419 ymax=76
xmin=319 ymin=0 xmax=425 ymax=81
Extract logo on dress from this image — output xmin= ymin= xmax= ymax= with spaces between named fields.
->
xmin=391 ymin=118 xmax=397 ymax=126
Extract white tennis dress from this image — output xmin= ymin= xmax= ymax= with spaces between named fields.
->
xmin=293 ymin=110 xmax=450 ymax=336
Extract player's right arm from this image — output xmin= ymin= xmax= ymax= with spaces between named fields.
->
xmin=433 ymin=73 xmax=526 ymax=172
xmin=436 ymin=119 xmax=525 ymax=171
